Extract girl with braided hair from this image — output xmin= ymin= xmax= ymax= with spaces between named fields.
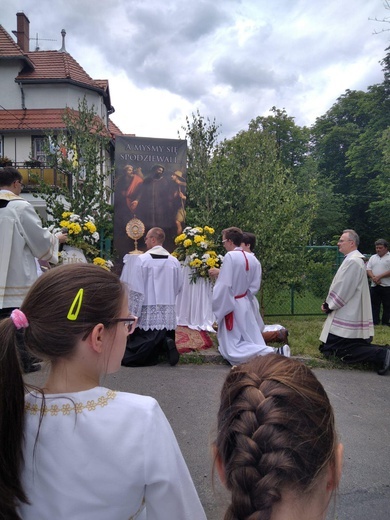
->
xmin=214 ymin=354 xmax=343 ymax=520
xmin=0 ymin=263 xmax=206 ymax=520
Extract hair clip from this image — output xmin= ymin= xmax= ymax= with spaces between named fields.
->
xmin=67 ymin=288 xmax=84 ymax=321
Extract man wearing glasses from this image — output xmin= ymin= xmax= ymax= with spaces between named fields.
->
xmin=0 ymin=166 xmax=67 ymax=372
xmin=319 ymin=229 xmax=390 ymax=375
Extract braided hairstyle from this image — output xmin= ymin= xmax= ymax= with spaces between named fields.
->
xmin=215 ymin=355 xmax=337 ymax=520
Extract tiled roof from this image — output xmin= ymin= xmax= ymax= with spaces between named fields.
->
xmin=0 ymin=25 xmax=33 ymax=66
xmin=108 ymin=119 xmax=124 ymax=137
xmin=1 ymin=24 xmax=110 ymax=101
xmin=0 ymin=24 xmax=24 ymax=56
xmin=0 ymin=108 xmax=123 ymax=138
xmin=18 ymin=51 xmax=99 ymax=91
xmin=0 ymin=108 xmax=68 ymax=131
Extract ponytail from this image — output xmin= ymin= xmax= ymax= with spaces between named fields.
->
xmin=0 ymin=318 xmax=29 ymax=519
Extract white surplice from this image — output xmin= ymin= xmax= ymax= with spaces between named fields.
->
xmin=121 ymin=246 xmax=183 ymax=330
xmin=212 ymin=248 xmax=274 ymax=364
xmin=0 ymin=190 xmax=59 ymax=308
xmin=20 ymin=387 xmax=206 ymax=520
xmin=320 ymin=250 xmax=374 ymax=342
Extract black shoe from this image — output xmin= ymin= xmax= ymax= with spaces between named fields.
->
xmin=23 ymin=363 xmax=42 ymax=374
xmin=166 ymin=338 xmax=180 ymax=366
xmin=378 ymin=349 xmax=390 ymax=375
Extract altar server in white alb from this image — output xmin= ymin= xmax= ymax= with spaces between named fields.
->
xmin=319 ymin=229 xmax=390 ymax=375
xmin=0 ymin=263 xmax=206 ymax=520
xmin=121 ymin=227 xmax=183 ymax=366
xmin=212 ymin=227 xmax=275 ymax=365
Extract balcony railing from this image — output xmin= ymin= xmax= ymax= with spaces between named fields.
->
xmin=14 ymin=163 xmax=70 ymax=190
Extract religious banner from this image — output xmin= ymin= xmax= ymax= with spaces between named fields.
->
xmin=114 ymin=136 xmax=187 ymax=264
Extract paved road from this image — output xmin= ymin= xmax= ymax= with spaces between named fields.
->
xmin=26 ymin=363 xmax=390 ymax=519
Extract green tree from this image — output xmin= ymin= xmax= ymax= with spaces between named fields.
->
xmin=35 ymin=97 xmax=114 ymax=246
xmin=182 ymin=111 xmax=316 ymax=300
xmin=179 ymin=111 xmax=220 ymax=224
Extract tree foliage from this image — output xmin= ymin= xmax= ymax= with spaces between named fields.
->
xmin=179 ymin=110 xmax=220 ymax=224
xmin=35 ymin=97 xmax=114 ymax=241
xmin=311 ymin=46 xmax=390 ymax=249
xmin=181 ymin=110 xmax=316 ymax=297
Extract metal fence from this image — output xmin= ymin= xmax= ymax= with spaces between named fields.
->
xmin=263 ymin=246 xmax=343 ymax=317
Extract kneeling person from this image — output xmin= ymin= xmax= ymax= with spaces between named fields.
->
xmin=121 ymin=227 xmax=183 ymax=366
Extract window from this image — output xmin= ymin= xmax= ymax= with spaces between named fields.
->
xmin=32 ymin=136 xmax=48 ymax=164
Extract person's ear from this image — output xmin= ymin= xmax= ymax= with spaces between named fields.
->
xmin=88 ymin=323 xmax=105 ymax=354
xmin=326 ymin=443 xmax=344 ymax=491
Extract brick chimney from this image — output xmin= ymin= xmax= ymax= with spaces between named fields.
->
xmin=16 ymin=12 xmax=30 ymax=52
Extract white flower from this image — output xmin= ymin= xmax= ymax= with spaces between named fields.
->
xmin=200 ymin=241 xmax=208 ymax=249
xmin=92 ymin=232 xmax=100 ymax=241
xmin=86 ymin=215 xmax=95 ymax=223
xmin=69 ymin=213 xmax=81 ymax=222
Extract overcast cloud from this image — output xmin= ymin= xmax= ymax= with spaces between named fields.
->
xmin=1 ymin=0 xmax=389 ymax=139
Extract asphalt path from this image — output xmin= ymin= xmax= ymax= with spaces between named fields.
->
xmin=26 ymin=363 xmax=390 ymax=519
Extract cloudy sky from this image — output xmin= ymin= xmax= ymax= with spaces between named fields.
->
xmin=1 ymin=0 xmax=389 ymax=140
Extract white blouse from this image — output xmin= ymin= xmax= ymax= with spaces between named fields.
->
xmin=19 ymin=387 xmax=206 ymax=520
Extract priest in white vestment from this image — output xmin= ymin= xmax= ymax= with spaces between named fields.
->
xmin=212 ymin=227 xmax=274 ymax=365
xmin=121 ymin=227 xmax=183 ymax=366
xmin=0 ymin=167 xmax=67 ymax=372
xmin=319 ymin=229 xmax=390 ymax=375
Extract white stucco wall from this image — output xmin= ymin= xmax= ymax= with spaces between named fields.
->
xmin=0 ymin=61 xmax=25 ymax=108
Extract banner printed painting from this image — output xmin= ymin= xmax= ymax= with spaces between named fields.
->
xmin=114 ymin=136 xmax=187 ymax=264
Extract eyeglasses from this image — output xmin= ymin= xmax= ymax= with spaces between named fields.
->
xmin=111 ymin=317 xmax=137 ymax=334
xmin=16 ymin=180 xmax=25 ymax=188
xmin=222 ymin=239 xmax=228 ymax=243
xmin=81 ymin=316 xmax=137 ymax=340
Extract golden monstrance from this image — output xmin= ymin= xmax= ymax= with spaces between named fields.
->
xmin=126 ymin=218 xmax=145 ymax=254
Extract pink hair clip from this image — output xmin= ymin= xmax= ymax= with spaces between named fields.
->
xmin=10 ymin=309 xmax=29 ymax=329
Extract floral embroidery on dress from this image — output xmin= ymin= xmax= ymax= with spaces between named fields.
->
xmin=25 ymin=390 xmax=117 ymax=416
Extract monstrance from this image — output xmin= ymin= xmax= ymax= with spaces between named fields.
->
xmin=126 ymin=218 xmax=145 ymax=254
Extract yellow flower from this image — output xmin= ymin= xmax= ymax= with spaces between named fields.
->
xmin=206 ymin=257 xmax=217 ymax=267
xmin=204 ymin=226 xmax=215 ymax=234
xmin=175 ymin=233 xmax=186 ymax=244
xmin=61 ymin=211 xmax=72 ymax=218
xmin=190 ymin=258 xmax=202 ymax=267
xmin=83 ymin=221 xmax=97 ymax=233
xmin=59 ymin=219 xmax=70 ymax=228
xmin=183 ymin=239 xmax=192 ymax=248
xmin=93 ymin=257 xmax=106 ymax=266
xmin=194 ymin=235 xmax=205 ymax=244
xmin=68 ymin=222 xmax=81 ymax=235
xmin=195 ymin=226 xmax=203 ymax=233
xmin=171 ymin=251 xmax=179 ymax=258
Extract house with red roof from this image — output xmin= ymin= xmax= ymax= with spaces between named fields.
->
xmin=0 ymin=12 xmax=124 ymax=215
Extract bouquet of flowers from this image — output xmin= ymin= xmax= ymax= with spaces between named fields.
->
xmin=51 ymin=211 xmax=110 ymax=267
xmin=172 ymin=226 xmax=223 ymax=283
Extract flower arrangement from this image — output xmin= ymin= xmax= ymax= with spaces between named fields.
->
xmin=172 ymin=226 xmax=223 ymax=283
xmin=51 ymin=211 xmax=111 ymax=268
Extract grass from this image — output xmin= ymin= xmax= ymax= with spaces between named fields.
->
xmin=182 ymin=316 xmax=390 ymax=371
xmin=262 ymin=316 xmax=389 ymax=371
